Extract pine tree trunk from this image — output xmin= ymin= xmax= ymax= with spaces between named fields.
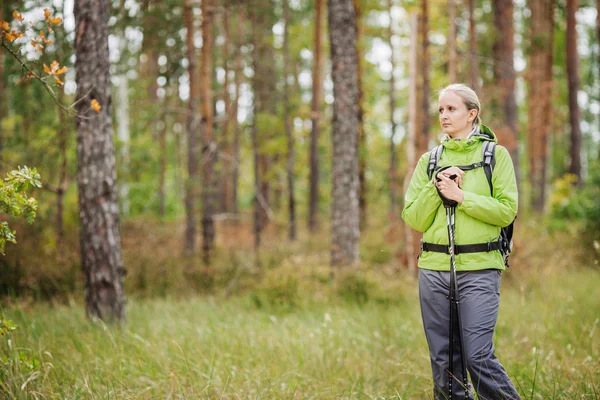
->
xmin=309 ymin=0 xmax=324 ymax=232
xmin=527 ymin=0 xmax=554 ymax=212
xmin=567 ymin=0 xmax=581 ymax=183
xmin=232 ymin=10 xmax=244 ymax=218
xmin=468 ymin=0 xmax=480 ymax=94
xmin=250 ymin=0 xmax=277 ymax=248
xmin=492 ymin=0 xmax=519 ymax=186
xmin=405 ymin=12 xmax=419 ymax=273
xmin=283 ymin=0 xmax=296 ymax=241
xmin=354 ymin=0 xmax=367 ymax=230
xmin=448 ymin=0 xmax=457 ymax=83
xmin=74 ymin=0 xmax=126 ymax=322
xmin=201 ymin=0 xmax=216 ymax=264
xmin=221 ymin=9 xmax=232 ymax=214
xmin=328 ymin=0 xmax=360 ymax=267
xmin=419 ymin=0 xmax=430 ymax=155
xmin=387 ymin=0 xmax=398 ymax=218
xmin=184 ymin=0 xmax=199 ymax=252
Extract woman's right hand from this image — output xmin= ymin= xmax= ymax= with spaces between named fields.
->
xmin=437 ymin=166 xmax=465 ymax=188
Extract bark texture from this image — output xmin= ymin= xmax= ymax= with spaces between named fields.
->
xmin=74 ymin=0 xmax=126 ymax=322
xmin=309 ymin=0 xmax=324 ymax=232
xmin=492 ymin=0 xmax=519 ymax=184
xmin=527 ymin=0 xmax=554 ymax=211
xmin=567 ymin=0 xmax=581 ymax=182
xmin=328 ymin=0 xmax=360 ymax=267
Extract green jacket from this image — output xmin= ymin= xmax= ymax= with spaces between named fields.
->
xmin=402 ymin=125 xmax=518 ymax=272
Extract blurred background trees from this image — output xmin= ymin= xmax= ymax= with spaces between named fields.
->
xmin=1 ymin=0 xmax=599 ymax=318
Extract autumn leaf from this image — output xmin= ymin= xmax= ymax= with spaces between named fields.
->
xmin=4 ymin=31 xmax=23 ymax=42
xmin=12 ymin=10 xmax=24 ymax=22
xmin=43 ymin=64 xmax=51 ymax=74
xmin=56 ymin=66 xmax=67 ymax=75
xmin=48 ymin=17 xmax=62 ymax=25
xmin=43 ymin=8 xmax=52 ymax=20
xmin=0 ymin=20 xmax=9 ymax=31
xmin=52 ymin=76 xmax=64 ymax=86
xmin=91 ymin=99 xmax=101 ymax=112
xmin=40 ymin=30 xmax=52 ymax=45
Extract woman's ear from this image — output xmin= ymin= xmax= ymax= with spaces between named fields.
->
xmin=468 ymin=109 xmax=477 ymax=123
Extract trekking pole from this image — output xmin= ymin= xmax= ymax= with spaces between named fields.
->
xmin=445 ymin=205 xmax=469 ymax=399
xmin=436 ymin=171 xmax=470 ymax=400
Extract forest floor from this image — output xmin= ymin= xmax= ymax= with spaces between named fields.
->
xmin=1 ymin=263 xmax=599 ymax=399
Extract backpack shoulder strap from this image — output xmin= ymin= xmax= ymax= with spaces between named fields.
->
xmin=427 ymin=145 xmax=444 ymax=180
xmin=482 ymin=141 xmax=497 ymax=196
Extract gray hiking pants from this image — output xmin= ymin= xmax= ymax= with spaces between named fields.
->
xmin=418 ymin=268 xmax=520 ymax=400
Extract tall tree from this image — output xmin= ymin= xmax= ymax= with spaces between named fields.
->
xmin=201 ymin=0 xmax=216 ymax=263
xmin=387 ymin=0 xmax=399 ymax=218
xmin=221 ymin=8 xmax=233 ymax=214
xmin=527 ymin=0 xmax=554 ymax=211
xmin=419 ymin=0 xmax=430 ymax=155
xmin=232 ymin=9 xmax=245 ymax=218
xmin=567 ymin=0 xmax=581 ymax=182
xmin=468 ymin=0 xmax=480 ymax=94
xmin=328 ymin=0 xmax=360 ymax=267
xmin=250 ymin=0 xmax=277 ymax=248
xmin=492 ymin=0 xmax=519 ymax=184
xmin=448 ymin=0 xmax=457 ymax=82
xmin=283 ymin=0 xmax=296 ymax=241
xmin=405 ymin=12 xmax=419 ymax=272
xmin=184 ymin=0 xmax=199 ymax=252
xmin=74 ymin=0 xmax=126 ymax=322
xmin=309 ymin=0 xmax=324 ymax=232
xmin=354 ymin=0 xmax=367 ymax=230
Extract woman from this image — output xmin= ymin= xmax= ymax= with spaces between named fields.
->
xmin=402 ymin=84 xmax=520 ymax=400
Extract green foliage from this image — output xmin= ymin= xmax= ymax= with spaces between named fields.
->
xmin=550 ymin=163 xmax=600 ymax=260
xmin=0 ymin=317 xmax=17 ymax=337
xmin=0 ymin=166 xmax=41 ymax=254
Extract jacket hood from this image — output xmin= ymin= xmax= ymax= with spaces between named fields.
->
xmin=441 ymin=124 xmax=498 ymax=152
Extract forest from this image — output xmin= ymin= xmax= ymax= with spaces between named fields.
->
xmin=0 ymin=0 xmax=598 ymax=398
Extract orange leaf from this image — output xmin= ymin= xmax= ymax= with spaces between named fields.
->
xmin=37 ymin=44 xmax=44 ymax=52
xmin=12 ymin=10 xmax=24 ymax=22
xmin=56 ymin=66 xmax=67 ymax=75
xmin=0 ymin=20 xmax=9 ymax=31
xmin=43 ymin=64 xmax=51 ymax=74
xmin=43 ymin=8 xmax=52 ymax=21
xmin=49 ymin=17 xmax=62 ymax=25
xmin=91 ymin=99 xmax=101 ymax=112
xmin=53 ymin=75 xmax=64 ymax=86
xmin=4 ymin=32 xmax=16 ymax=42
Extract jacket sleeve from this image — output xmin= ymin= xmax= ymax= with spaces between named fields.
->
xmin=402 ymin=153 xmax=442 ymax=232
xmin=458 ymin=145 xmax=518 ymax=227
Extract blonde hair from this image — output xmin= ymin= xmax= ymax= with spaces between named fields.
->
xmin=439 ymin=83 xmax=482 ymax=126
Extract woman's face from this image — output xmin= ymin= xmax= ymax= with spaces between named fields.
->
xmin=438 ymin=91 xmax=476 ymax=138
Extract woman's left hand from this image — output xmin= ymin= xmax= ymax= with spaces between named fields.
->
xmin=436 ymin=174 xmax=464 ymax=204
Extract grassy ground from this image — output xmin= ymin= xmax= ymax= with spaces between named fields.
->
xmin=1 ymin=264 xmax=599 ymax=399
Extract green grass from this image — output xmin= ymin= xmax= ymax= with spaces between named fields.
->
xmin=1 ymin=267 xmax=599 ymax=399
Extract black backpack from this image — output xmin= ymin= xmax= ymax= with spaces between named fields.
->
xmin=426 ymin=141 xmax=515 ymax=267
